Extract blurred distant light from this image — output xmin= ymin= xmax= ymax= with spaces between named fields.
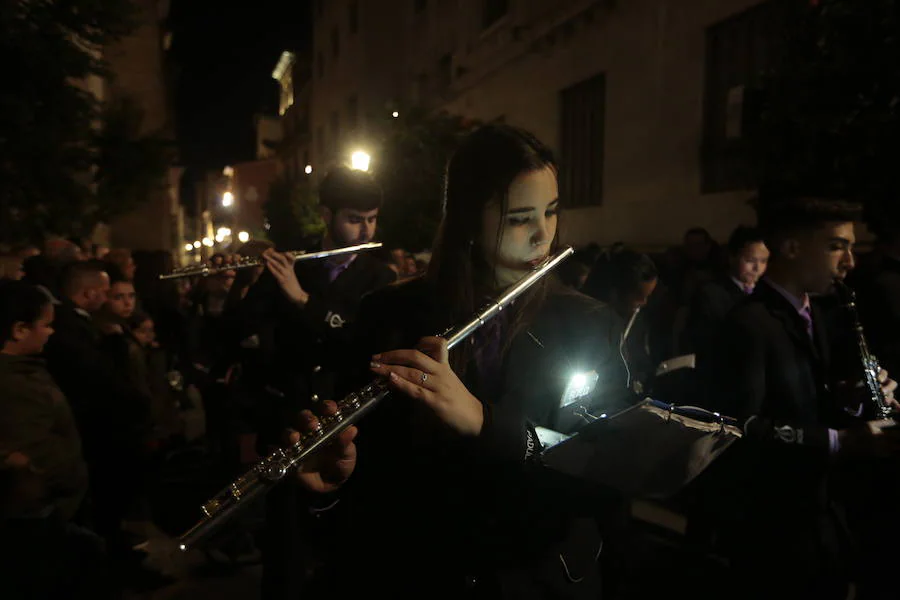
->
xmin=202 ymin=237 xmax=214 ymax=247
xmin=304 ymin=164 xmax=313 ymax=174
xmin=238 ymin=231 xmax=250 ymax=243
xmin=215 ymin=234 xmax=225 ymax=243
xmin=222 ymin=191 xmax=234 ymax=207
xmin=223 ymin=166 xmax=234 ymax=177
xmin=350 ymin=150 xmax=371 ymax=172
xmin=392 ymin=111 xmax=399 ymax=118
xmin=217 ymin=226 xmax=232 ymax=237
xmin=193 ymin=241 xmax=201 ymax=249
xmin=184 ymin=243 xmax=194 ymax=252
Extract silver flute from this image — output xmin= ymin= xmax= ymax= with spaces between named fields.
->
xmin=834 ymin=278 xmax=893 ymax=419
xmin=158 ymin=242 xmax=384 ymax=280
xmin=177 ymin=245 xmax=575 ymax=550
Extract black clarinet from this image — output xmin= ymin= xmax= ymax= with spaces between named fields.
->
xmin=834 ymin=279 xmax=892 ymax=419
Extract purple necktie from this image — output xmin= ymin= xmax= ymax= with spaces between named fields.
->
xmin=799 ymin=302 xmax=813 ymax=340
xmin=743 ymin=285 xmax=754 ymax=295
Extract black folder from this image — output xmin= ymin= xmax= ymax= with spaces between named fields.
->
xmin=539 ymin=399 xmax=742 ymax=499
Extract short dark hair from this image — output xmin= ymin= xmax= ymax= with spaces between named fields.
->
xmin=757 ymin=195 xmax=860 ymax=237
xmin=319 ymin=166 xmax=383 ymax=212
xmin=127 ymin=310 xmax=152 ymax=331
xmin=59 ymin=261 xmax=107 ymax=299
xmin=684 ymin=227 xmax=712 ymax=241
xmin=582 ymin=247 xmax=658 ymax=302
xmin=727 ymin=226 xmax=766 ymax=256
xmin=0 ymin=281 xmax=51 ymax=345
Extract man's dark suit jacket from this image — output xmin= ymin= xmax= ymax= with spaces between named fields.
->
xmin=704 ymin=279 xmax=852 ymax=598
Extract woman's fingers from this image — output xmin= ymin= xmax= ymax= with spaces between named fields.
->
xmin=370 ymin=362 xmax=432 ymax=390
xmin=373 ymin=349 xmax=441 ymax=374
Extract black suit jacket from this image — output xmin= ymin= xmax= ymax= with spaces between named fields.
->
xmin=238 ymin=246 xmax=396 ymax=443
xmin=705 ymin=280 xmax=851 ymax=568
xmin=42 ymin=302 xmax=149 ymax=458
xmin=314 ymin=278 xmax=632 ymax=597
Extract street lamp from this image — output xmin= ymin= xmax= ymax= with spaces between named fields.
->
xmin=193 ymin=241 xmax=201 ymax=249
xmin=222 ymin=191 xmax=234 ymax=207
xmin=350 ymin=150 xmax=371 ymax=172
xmin=305 ymin=165 xmax=313 ymax=174
xmin=202 ymin=237 xmax=214 ymax=247
xmin=392 ymin=111 xmax=399 ymax=118
xmin=184 ymin=243 xmax=194 ymax=252
xmin=217 ymin=226 xmax=232 ymax=238
xmin=238 ymin=231 xmax=250 ymax=243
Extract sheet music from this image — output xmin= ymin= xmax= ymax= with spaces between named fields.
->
xmin=541 ymin=399 xmax=742 ymax=499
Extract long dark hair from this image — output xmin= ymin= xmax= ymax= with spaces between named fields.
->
xmin=427 ymin=124 xmax=559 ymax=372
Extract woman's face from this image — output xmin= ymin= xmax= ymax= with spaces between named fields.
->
xmin=480 ymin=166 xmax=559 ymax=288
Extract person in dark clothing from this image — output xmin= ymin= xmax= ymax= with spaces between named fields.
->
xmin=682 ymin=225 xmax=769 ymax=359
xmin=582 ymin=247 xmax=661 ymax=394
xmin=0 ymin=280 xmax=113 ymax=600
xmin=240 ymin=166 xmax=397 ymax=444
xmin=0 ymin=281 xmax=88 ymax=521
xmin=241 ymin=166 xmax=396 ymax=599
xmin=287 ymin=125 xmax=632 ymax=599
xmin=41 ymin=262 xmax=151 ymax=556
xmin=706 ymin=193 xmax=900 ymax=599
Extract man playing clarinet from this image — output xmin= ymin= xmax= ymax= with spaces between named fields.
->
xmin=708 ymin=188 xmax=900 ymax=600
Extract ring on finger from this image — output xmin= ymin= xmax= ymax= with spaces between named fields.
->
xmin=421 ymin=372 xmax=428 ymax=384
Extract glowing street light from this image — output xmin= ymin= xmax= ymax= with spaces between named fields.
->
xmin=217 ymin=226 xmax=232 ymax=238
xmin=215 ymin=233 xmax=225 ymax=243
xmin=222 ymin=191 xmax=234 ymax=207
xmin=193 ymin=241 xmax=201 ymax=249
xmin=202 ymin=237 xmax=214 ymax=247
xmin=392 ymin=111 xmax=399 ymax=118
xmin=350 ymin=150 xmax=371 ymax=172
xmin=237 ymin=231 xmax=250 ymax=243
xmin=305 ymin=165 xmax=313 ymax=174
xmin=184 ymin=243 xmax=194 ymax=252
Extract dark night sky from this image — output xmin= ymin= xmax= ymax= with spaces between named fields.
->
xmin=169 ymin=0 xmax=311 ymax=171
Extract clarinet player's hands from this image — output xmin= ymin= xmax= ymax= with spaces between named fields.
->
xmin=878 ymin=369 xmax=899 ymax=410
xmin=369 ymin=336 xmax=485 ymax=437
xmin=288 ymin=401 xmax=357 ymax=494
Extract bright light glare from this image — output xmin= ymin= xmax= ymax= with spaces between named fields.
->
xmin=193 ymin=241 xmax=201 ymax=249
xmin=392 ymin=111 xmax=399 ymax=118
xmin=202 ymin=237 xmax=214 ymax=247
xmin=238 ymin=231 xmax=250 ymax=243
xmin=560 ymin=370 xmax=600 ymax=408
xmin=304 ymin=164 xmax=313 ymax=174
xmin=222 ymin=191 xmax=234 ymax=207
xmin=570 ymin=373 xmax=587 ymax=390
xmin=350 ymin=151 xmax=371 ymax=172
xmin=215 ymin=234 xmax=225 ymax=243
xmin=217 ymin=227 xmax=232 ymax=237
